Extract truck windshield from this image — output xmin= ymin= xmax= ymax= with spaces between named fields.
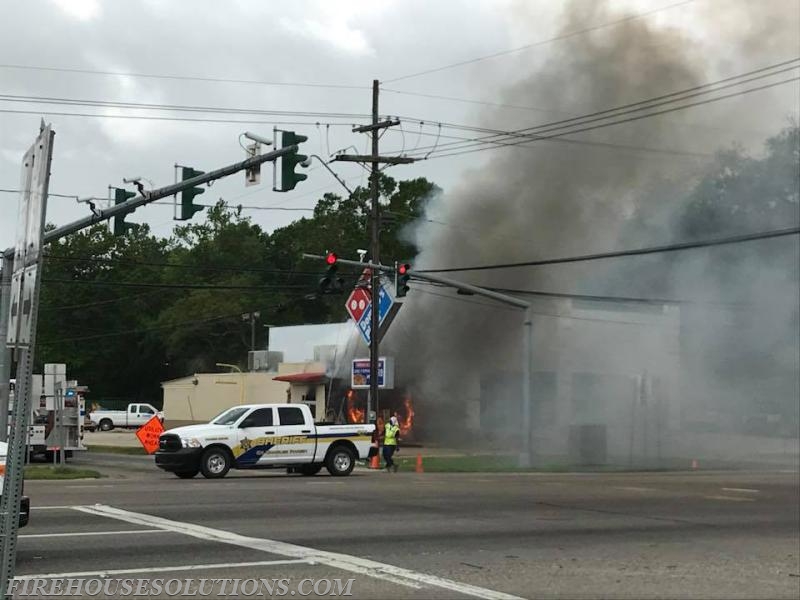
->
xmin=211 ymin=407 xmax=249 ymax=425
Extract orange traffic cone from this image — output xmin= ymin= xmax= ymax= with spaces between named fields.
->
xmin=415 ymin=453 xmax=424 ymax=473
xmin=691 ymin=459 xmax=698 ymax=470
xmin=370 ymin=454 xmax=380 ymax=469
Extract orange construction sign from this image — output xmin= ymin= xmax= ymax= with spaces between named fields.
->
xmin=136 ymin=415 xmax=164 ymax=455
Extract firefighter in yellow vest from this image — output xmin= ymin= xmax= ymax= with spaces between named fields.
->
xmin=383 ymin=416 xmax=400 ymax=473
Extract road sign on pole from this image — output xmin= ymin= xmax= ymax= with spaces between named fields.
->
xmin=0 ymin=123 xmax=55 ymax=599
xmin=345 ymin=287 xmax=370 ymax=324
xmin=355 ymin=283 xmax=395 ymax=346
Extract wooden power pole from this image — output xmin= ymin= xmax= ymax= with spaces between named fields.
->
xmin=333 ymin=80 xmax=413 ymax=422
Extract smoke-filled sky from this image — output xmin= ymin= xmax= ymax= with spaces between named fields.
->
xmin=382 ymin=0 xmax=799 ymax=450
xmin=2 ymin=0 xmax=797 ymax=250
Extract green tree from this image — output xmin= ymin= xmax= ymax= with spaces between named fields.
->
xmin=33 ymin=175 xmax=437 ymax=405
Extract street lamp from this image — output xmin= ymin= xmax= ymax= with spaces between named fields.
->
xmin=216 ymin=363 xmax=245 ymax=405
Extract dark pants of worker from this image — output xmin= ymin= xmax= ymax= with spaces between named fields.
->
xmin=383 ymin=445 xmax=397 ymax=469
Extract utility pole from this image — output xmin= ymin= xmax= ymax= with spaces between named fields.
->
xmin=368 ymin=80 xmax=380 ymax=424
xmin=242 ymin=311 xmax=260 ymax=355
xmin=332 ymin=81 xmax=413 ymax=423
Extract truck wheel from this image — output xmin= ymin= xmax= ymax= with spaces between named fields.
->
xmin=200 ymin=447 xmax=231 ymax=479
xmin=98 ymin=419 xmax=114 ymax=432
xmin=175 ymin=470 xmax=199 ymax=479
xmin=325 ymin=446 xmax=355 ymax=477
xmin=301 ymin=464 xmax=323 ymax=476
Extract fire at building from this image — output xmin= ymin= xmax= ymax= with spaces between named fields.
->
xmin=345 ymin=388 xmax=415 ymax=438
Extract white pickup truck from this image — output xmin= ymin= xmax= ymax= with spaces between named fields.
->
xmin=89 ymin=403 xmax=162 ymax=431
xmin=155 ymin=403 xmax=374 ymax=479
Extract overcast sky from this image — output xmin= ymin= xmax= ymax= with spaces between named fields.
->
xmin=1 ymin=0 xmax=798 ymax=250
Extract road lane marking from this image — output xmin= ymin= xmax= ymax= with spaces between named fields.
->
xmin=15 ymin=559 xmax=310 ymax=580
xmin=614 ymin=486 xmax=657 ymax=493
xmin=76 ymin=504 xmax=524 ymax=599
xmin=20 ymin=529 xmax=168 ymax=539
xmin=703 ymin=495 xmax=755 ymax=502
xmin=721 ymin=487 xmax=760 ymax=494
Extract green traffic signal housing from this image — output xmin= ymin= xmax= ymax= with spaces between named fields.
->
xmin=178 ymin=167 xmax=205 ymax=221
xmin=111 ymin=187 xmax=136 ymax=236
xmin=277 ymin=131 xmax=308 ymax=192
xmin=396 ymin=263 xmax=411 ymax=297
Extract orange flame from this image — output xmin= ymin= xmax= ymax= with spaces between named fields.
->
xmin=346 ymin=390 xmax=365 ymax=424
xmin=398 ymin=394 xmax=415 ymax=436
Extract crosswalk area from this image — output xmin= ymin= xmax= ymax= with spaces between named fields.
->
xmin=15 ymin=504 xmax=522 ymax=599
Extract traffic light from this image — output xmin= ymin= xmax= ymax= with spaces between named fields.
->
xmin=178 ymin=167 xmax=205 ymax=221
xmin=276 ymin=131 xmax=308 ymax=192
xmin=111 ymin=187 xmax=136 ymax=236
xmin=396 ymin=263 xmax=411 ymax=298
xmin=318 ymin=252 xmax=344 ymax=294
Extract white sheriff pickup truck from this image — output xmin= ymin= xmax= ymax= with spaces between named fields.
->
xmin=155 ymin=404 xmax=374 ymax=479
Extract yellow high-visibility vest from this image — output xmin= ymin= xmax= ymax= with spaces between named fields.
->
xmin=384 ymin=423 xmax=400 ymax=446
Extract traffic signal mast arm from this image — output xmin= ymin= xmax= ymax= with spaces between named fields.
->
xmin=302 ymin=253 xmax=529 ymax=309
xmin=2 ymin=144 xmax=300 ymax=259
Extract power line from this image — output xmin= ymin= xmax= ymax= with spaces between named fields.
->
xmin=414 ymin=57 xmax=799 ymax=141
xmin=0 ymin=108 xmax=363 ymax=127
xmin=0 ymin=189 xmax=316 ymax=212
xmin=42 ymin=279 xmax=313 ymax=291
xmin=396 ymin=58 xmax=800 ymax=153
xmin=382 ymin=87 xmax=568 ymax=115
xmin=44 ymin=254 xmax=320 ymax=276
xmin=401 ymin=61 xmax=800 ymax=158
xmin=485 ymin=287 xmax=740 ymax=308
xmin=415 ymin=76 xmax=800 ymax=160
xmin=0 ymin=63 xmax=368 ymax=91
xmin=383 ymin=121 xmax=712 ymax=159
xmin=383 ymin=0 xmax=696 ymax=83
xmin=416 ymin=226 xmax=800 ymax=273
xmin=0 ymin=93 xmax=371 ymax=120
xmin=39 ymin=311 xmax=252 ymax=345
xmin=40 ymin=290 xmax=165 ymax=312
xmin=386 ymin=57 xmax=800 ymax=151
xmin=410 ymin=278 xmax=738 ymax=307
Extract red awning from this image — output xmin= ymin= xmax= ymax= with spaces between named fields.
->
xmin=273 ymin=372 xmax=327 ymax=384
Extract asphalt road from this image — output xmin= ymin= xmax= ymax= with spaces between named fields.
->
xmin=13 ymin=454 xmax=800 ymax=599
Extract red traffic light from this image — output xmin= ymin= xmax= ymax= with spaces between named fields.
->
xmin=397 ymin=263 xmax=410 ymax=275
xmin=325 ymin=252 xmax=338 ymax=265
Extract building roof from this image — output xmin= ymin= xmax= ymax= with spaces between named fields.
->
xmin=272 ymin=372 xmax=327 ymax=384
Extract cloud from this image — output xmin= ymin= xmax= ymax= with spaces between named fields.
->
xmin=50 ymin=0 xmax=101 ymax=21
xmin=279 ymin=16 xmax=372 ymax=55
